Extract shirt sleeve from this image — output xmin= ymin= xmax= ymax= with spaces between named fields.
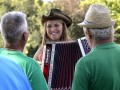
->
xmin=25 ymin=60 xmax=48 ymax=90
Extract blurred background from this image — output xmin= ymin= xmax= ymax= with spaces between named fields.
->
xmin=0 ymin=0 xmax=120 ymax=57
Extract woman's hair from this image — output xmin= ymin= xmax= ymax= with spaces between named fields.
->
xmin=89 ymin=26 xmax=115 ymax=42
xmin=41 ymin=20 xmax=71 ymax=46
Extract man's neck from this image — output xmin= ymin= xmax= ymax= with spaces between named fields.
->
xmin=92 ymin=39 xmax=113 ymax=48
xmin=4 ymin=43 xmax=24 ymax=52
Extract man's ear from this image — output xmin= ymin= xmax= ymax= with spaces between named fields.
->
xmin=22 ymin=32 xmax=29 ymax=42
xmin=86 ymin=29 xmax=92 ymax=39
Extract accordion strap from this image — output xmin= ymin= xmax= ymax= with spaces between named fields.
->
xmin=48 ymin=44 xmax=56 ymax=89
xmin=77 ymin=37 xmax=86 ymax=56
xmin=41 ymin=45 xmax=46 ymax=72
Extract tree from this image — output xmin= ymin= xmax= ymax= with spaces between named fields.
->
xmin=0 ymin=0 xmax=43 ymax=57
xmin=0 ymin=0 xmax=120 ymax=57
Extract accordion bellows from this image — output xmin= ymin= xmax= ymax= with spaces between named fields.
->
xmin=41 ymin=37 xmax=91 ymax=90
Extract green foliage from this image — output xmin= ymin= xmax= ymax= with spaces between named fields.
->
xmin=0 ymin=0 xmax=120 ymax=57
xmin=0 ymin=0 xmax=43 ymax=57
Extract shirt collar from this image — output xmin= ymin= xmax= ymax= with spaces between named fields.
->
xmin=93 ymin=42 xmax=116 ymax=50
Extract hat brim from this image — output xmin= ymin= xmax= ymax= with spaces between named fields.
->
xmin=77 ymin=20 xmax=116 ymax=29
xmin=41 ymin=14 xmax=72 ymax=27
xmin=42 ymin=15 xmax=63 ymax=22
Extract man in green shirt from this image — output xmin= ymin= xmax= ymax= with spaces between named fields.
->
xmin=72 ymin=4 xmax=120 ymax=90
xmin=0 ymin=11 xmax=48 ymax=90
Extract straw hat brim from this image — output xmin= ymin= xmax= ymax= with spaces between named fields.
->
xmin=77 ymin=20 xmax=116 ymax=29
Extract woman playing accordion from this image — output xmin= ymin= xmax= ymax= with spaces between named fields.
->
xmin=33 ymin=8 xmax=90 ymax=90
xmin=41 ymin=37 xmax=90 ymax=90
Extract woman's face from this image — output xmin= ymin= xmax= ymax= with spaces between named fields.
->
xmin=46 ymin=20 xmax=63 ymax=41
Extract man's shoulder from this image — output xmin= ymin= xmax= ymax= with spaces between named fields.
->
xmin=24 ymin=55 xmax=39 ymax=65
xmin=0 ymin=48 xmax=6 ymax=52
xmin=15 ymin=52 xmax=39 ymax=65
xmin=0 ymin=48 xmax=37 ymax=64
xmin=77 ymin=50 xmax=96 ymax=65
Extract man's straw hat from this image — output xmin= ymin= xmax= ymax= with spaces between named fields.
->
xmin=78 ymin=4 xmax=115 ymax=28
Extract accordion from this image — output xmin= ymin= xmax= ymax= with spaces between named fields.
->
xmin=41 ymin=37 xmax=91 ymax=90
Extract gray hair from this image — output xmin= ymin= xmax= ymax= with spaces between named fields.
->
xmin=0 ymin=11 xmax=28 ymax=44
xmin=89 ymin=26 xmax=114 ymax=41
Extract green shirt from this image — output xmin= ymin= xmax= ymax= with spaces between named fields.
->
xmin=0 ymin=48 xmax=48 ymax=90
xmin=72 ymin=42 xmax=120 ymax=90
